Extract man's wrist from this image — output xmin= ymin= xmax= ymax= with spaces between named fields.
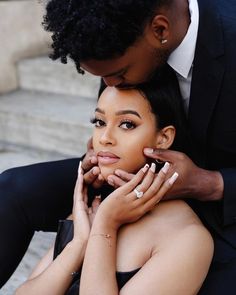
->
xmin=195 ymin=168 xmax=224 ymax=201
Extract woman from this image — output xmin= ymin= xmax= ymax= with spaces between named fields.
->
xmin=15 ymin=73 xmax=213 ymax=295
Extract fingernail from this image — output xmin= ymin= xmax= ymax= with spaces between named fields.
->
xmin=107 ymin=178 xmax=114 ymax=186
xmin=92 ymin=167 xmax=98 ymax=175
xmin=150 ymin=162 xmax=156 ymax=173
xmin=90 ymin=156 xmax=97 ymax=164
xmin=162 ymin=162 xmax=170 ymax=174
xmin=144 ymin=148 xmax=154 ymax=154
xmin=141 ymin=163 xmax=149 ymax=173
xmin=168 ymin=172 xmax=179 ymax=185
xmin=115 ymin=170 xmax=121 ymax=177
xmin=98 ymin=174 xmax=103 ymax=181
xmin=78 ymin=161 xmax=82 ymax=175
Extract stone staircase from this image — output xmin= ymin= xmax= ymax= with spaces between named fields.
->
xmin=0 ymin=55 xmax=100 ymax=172
xmin=0 ymin=55 xmax=100 ymax=293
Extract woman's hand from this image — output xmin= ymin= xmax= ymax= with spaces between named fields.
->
xmin=95 ymin=162 xmax=178 ymax=230
xmin=72 ymin=162 xmax=101 ymax=243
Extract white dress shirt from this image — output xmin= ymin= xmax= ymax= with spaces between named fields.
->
xmin=167 ymin=0 xmax=199 ymax=113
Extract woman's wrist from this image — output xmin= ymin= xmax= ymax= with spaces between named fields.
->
xmin=69 ymin=237 xmax=88 ymax=255
xmin=93 ymin=210 xmax=120 ymax=231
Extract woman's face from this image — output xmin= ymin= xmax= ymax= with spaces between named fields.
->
xmin=92 ymin=87 xmax=159 ymax=180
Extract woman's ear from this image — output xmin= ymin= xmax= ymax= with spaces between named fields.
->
xmin=155 ymin=125 xmax=176 ymax=149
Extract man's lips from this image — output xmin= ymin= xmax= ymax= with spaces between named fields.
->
xmin=97 ymin=151 xmax=120 ymax=165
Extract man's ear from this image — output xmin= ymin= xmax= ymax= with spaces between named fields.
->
xmin=145 ymin=14 xmax=170 ymax=46
xmin=155 ymin=125 xmax=176 ymax=149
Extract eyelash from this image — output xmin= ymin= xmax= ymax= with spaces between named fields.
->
xmin=90 ymin=117 xmax=105 ymax=128
xmin=90 ymin=117 xmax=136 ymax=130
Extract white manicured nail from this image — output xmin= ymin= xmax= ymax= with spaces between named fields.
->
xmin=162 ymin=162 xmax=170 ymax=174
xmin=150 ymin=162 xmax=156 ymax=173
xmin=78 ymin=161 xmax=82 ymax=175
xmin=142 ymin=164 xmax=149 ymax=173
xmin=168 ymin=172 xmax=179 ymax=185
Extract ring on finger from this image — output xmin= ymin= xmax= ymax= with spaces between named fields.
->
xmin=134 ymin=188 xmax=144 ymax=199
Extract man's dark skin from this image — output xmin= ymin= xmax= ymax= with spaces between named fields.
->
xmin=82 ymin=0 xmax=223 ymax=204
xmin=2 ymin=0 xmax=233 ymax=289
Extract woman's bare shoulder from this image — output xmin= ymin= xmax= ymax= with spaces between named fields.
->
xmin=148 ymin=200 xmax=212 ymax=245
xmin=151 ymin=199 xmax=202 ymax=225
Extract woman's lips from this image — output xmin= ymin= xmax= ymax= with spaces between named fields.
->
xmin=97 ymin=151 xmax=120 ymax=165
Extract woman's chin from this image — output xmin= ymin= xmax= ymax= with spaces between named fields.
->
xmin=100 ymin=167 xmax=116 ymax=182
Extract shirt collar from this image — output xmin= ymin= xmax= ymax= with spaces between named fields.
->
xmin=167 ymin=0 xmax=199 ymax=79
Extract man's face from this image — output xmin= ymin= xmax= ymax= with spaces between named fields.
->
xmin=80 ymin=34 xmax=170 ymax=88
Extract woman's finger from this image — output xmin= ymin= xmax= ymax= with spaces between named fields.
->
xmin=140 ymin=162 xmax=170 ymax=201
xmin=116 ymin=163 xmax=149 ymax=195
xmin=74 ymin=162 xmax=84 ymax=201
xmin=83 ymin=185 xmax=88 ymax=204
xmin=131 ymin=162 xmax=156 ymax=200
xmin=142 ymin=172 xmax=179 ymax=212
xmin=91 ymin=195 xmax=101 ymax=213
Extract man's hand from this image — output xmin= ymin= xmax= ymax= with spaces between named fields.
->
xmin=107 ymin=170 xmax=134 ymax=188
xmin=108 ymin=148 xmax=224 ymax=202
xmin=82 ymin=138 xmax=105 ymax=188
xmin=143 ymin=148 xmax=224 ymax=201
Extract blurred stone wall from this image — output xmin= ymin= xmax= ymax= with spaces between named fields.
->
xmin=0 ymin=0 xmax=51 ymax=94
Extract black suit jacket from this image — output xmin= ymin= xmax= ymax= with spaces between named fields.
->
xmin=187 ymin=0 xmax=236 ymax=247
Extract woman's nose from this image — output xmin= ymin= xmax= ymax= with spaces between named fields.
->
xmin=99 ymin=129 xmax=116 ymax=145
xmin=102 ymin=76 xmax=124 ymax=87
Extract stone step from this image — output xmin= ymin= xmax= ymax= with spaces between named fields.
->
xmin=0 ymin=142 xmax=66 ymax=173
xmin=17 ymin=55 xmax=100 ymax=98
xmin=0 ymin=89 xmax=96 ymax=156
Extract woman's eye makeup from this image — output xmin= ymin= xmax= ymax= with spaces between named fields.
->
xmin=119 ymin=120 xmax=136 ymax=130
xmin=90 ymin=117 xmax=105 ymax=127
xmin=90 ymin=117 xmax=137 ymax=130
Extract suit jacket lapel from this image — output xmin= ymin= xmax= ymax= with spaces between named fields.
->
xmin=188 ymin=0 xmax=225 ymax=165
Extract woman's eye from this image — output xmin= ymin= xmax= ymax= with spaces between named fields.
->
xmin=120 ymin=121 xmax=136 ymax=130
xmin=90 ymin=118 xmax=105 ymax=127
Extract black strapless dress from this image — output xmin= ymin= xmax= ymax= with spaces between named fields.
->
xmin=53 ymin=220 xmax=140 ymax=295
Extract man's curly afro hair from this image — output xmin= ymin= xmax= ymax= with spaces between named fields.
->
xmin=43 ymin=0 xmax=173 ymax=74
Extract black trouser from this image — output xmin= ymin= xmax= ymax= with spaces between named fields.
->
xmin=1 ymin=158 xmax=236 ymax=293
xmin=0 ymin=158 xmax=80 ymax=287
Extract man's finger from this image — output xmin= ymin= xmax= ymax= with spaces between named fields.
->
xmin=83 ymin=166 xmax=100 ymax=185
xmin=82 ymin=153 xmax=98 ymax=171
xmin=114 ymin=169 xmax=134 ymax=182
xmin=91 ymin=173 xmax=105 ymax=189
xmin=143 ymin=148 xmax=179 ymax=162
xmin=107 ymin=175 xmax=127 ymax=188
xmin=87 ymin=137 xmax=93 ymax=150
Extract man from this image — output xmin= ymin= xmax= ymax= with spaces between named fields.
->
xmin=1 ymin=0 xmax=236 ymax=292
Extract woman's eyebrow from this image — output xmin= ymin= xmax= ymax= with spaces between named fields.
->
xmin=95 ymin=107 xmax=105 ymax=114
xmin=115 ymin=110 xmax=141 ymax=118
xmin=95 ymin=108 xmax=141 ymax=118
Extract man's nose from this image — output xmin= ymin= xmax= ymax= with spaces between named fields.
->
xmin=102 ymin=76 xmax=124 ymax=87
